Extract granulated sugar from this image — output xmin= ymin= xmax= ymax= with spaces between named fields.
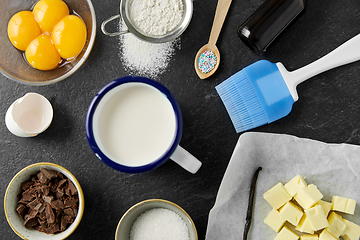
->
xmin=118 ymin=21 xmax=180 ymax=79
xmin=129 ymin=208 xmax=190 ymax=240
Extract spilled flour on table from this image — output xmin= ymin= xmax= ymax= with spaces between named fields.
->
xmin=118 ymin=21 xmax=180 ymax=79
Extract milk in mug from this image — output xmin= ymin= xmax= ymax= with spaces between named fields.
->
xmin=93 ymin=82 xmax=177 ymax=166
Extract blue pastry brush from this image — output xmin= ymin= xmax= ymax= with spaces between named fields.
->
xmin=216 ymin=34 xmax=360 ymax=133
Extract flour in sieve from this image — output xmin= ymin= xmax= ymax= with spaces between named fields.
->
xmin=129 ymin=0 xmax=184 ymax=36
xmin=118 ymin=20 xmax=180 ymax=79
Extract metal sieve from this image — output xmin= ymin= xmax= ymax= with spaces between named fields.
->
xmin=101 ymin=0 xmax=193 ymax=43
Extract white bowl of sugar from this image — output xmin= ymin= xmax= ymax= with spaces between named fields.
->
xmin=115 ymin=199 xmax=198 ymax=240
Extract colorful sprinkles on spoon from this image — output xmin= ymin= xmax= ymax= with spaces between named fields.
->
xmin=198 ymin=50 xmax=217 ymax=73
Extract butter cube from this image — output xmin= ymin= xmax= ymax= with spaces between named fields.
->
xmin=332 ymin=196 xmax=356 ymax=214
xmin=315 ymin=200 xmax=332 ymax=217
xmin=263 ymin=182 xmax=292 ymax=209
xmin=305 ymin=205 xmax=329 ymax=231
xmin=341 ymin=219 xmax=360 ymax=240
xmin=274 ymin=226 xmax=299 ymax=240
xmin=319 ymin=229 xmax=337 ymax=240
xmin=300 ymin=234 xmax=318 ymax=240
xmin=264 ymin=209 xmax=286 ymax=232
xmin=294 ymin=184 xmax=323 ymax=209
xmin=326 ymin=212 xmax=346 ymax=238
xmin=279 ymin=201 xmax=304 ymax=226
xmin=295 ymin=213 xmax=314 ymax=234
xmin=284 ymin=175 xmax=307 ymax=197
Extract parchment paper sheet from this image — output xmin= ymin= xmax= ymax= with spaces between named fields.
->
xmin=205 ymin=132 xmax=360 ymax=240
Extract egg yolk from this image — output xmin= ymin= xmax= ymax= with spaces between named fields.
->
xmin=33 ymin=0 xmax=69 ymax=34
xmin=51 ymin=15 xmax=87 ymax=60
xmin=25 ymin=34 xmax=61 ymax=70
xmin=7 ymin=11 xmax=42 ymax=51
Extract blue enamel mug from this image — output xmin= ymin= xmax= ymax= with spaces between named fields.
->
xmin=86 ymin=76 xmax=202 ymax=173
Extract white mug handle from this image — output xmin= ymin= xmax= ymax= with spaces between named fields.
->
xmin=170 ymin=145 xmax=202 ymax=174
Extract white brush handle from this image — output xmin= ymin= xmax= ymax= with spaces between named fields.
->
xmin=277 ymin=33 xmax=360 ymax=102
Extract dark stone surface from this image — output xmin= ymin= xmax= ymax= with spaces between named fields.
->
xmin=1 ymin=0 xmax=360 ymax=239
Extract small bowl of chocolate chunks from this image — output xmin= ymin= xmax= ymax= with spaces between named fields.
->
xmin=4 ymin=162 xmax=84 ymax=240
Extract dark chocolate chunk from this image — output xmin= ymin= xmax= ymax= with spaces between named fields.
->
xmin=38 ymin=204 xmax=45 ymax=213
xmin=18 ymin=198 xmax=30 ymax=205
xmin=35 ymin=184 xmax=50 ymax=196
xmin=38 ymin=219 xmax=47 ymax=230
xmin=51 ymin=199 xmax=64 ymax=210
xmin=21 ymin=181 xmax=33 ymax=191
xmin=22 ymin=189 xmax=35 ymax=202
xmin=63 ymin=214 xmax=74 ymax=223
xmin=37 ymin=171 xmax=49 ymax=184
xmin=49 ymin=181 xmax=57 ymax=193
xmin=60 ymin=216 xmax=68 ymax=231
xmin=16 ymin=204 xmax=27 ymax=219
xmin=34 ymin=225 xmax=44 ymax=232
xmin=64 ymin=198 xmax=78 ymax=208
xmin=67 ymin=179 xmax=78 ymax=196
xmin=40 ymin=168 xmax=57 ymax=180
xmin=27 ymin=199 xmax=39 ymax=209
xmin=34 ymin=203 xmax=43 ymax=212
xmin=64 ymin=207 xmax=77 ymax=218
xmin=46 ymin=222 xmax=60 ymax=234
xmin=56 ymin=189 xmax=64 ymax=199
xmin=57 ymin=179 xmax=67 ymax=189
xmin=45 ymin=203 xmax=55 ymax=224
xmin=24 ymin=208 xmax=39 ymax=229
xmin=24 ymin=217 xmax=38 ymax=229
xmin=38 ymin=211 xmax=47 ymax=221
xmin=16 ymin=168 xmax=79 ymax=234
xmin=42 ymin=195 xmax=53 ymax=204
xmin=56 ymin=171 xmax=65 ymax=180
xmin=31 ymin=175 xmax=38 ymax=183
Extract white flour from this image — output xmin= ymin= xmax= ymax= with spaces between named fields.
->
xmin=118 ymin=20 xmax=180 ymax=79
xmin=129 ymin=0 xmax=184 ymax=36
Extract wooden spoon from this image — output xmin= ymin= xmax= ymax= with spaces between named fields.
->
xmin=194 ymin=0 xmax=232 ymax=79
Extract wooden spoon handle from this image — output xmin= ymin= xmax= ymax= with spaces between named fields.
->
xmin=208 ymin=0 xmax=232 ymax=47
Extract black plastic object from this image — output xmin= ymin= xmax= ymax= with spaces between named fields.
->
xmin=238 ymin=0 xmax=305 ymax=54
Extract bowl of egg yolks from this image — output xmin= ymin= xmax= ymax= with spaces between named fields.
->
xmin=0 ymin=0 xmax=96 ymax=85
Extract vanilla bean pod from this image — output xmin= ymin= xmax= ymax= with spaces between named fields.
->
xmin=243 ymin=167 xmax=262 ymax=240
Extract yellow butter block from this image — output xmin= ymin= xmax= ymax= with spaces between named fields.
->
xmin=284 ymin=175 xmax=307 ymax=197
xmin=295 ymin=213 xmax=314 ymax=234
xmin=279 ymin=201 xmax=304 ymax=226
xmin=341 ymin=219 xmax=360 ymax=240
xmin=305 ymin=205 xmax=329 ymax=231
xmin=319 ymin=229 xmax=338 ymax=240
xmin=294 ymin=184 xmax=323 ymax=210
xmin=300 ymin=234 xmax=318 ymax=240
xmin=326 ymin=212 xmax=346 ymax=238
xmin=264 ymin=209 xmax=286 ymax=232
xmin=264 ymin=182 xmax=292 ymax=209
xmin=315 ymin=200 xmax=332 ymax=218
xmin=332 ymin=196 xmax=356 ymax=215
xmin=274 ymin=226 xmax=299 ymax=240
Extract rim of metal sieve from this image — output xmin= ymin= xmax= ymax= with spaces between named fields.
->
xmin=101 ymin=0 xmax=193 ymax=43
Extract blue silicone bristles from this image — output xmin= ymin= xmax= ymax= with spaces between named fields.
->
xmin=216 ymin=60 xmax=295 ymax=133
xmin=216 ymin=70 xmax=268 ymax=132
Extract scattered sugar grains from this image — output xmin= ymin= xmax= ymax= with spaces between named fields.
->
xmin=130 ymin=208 xmax=190 ymax=240
xmin=118 ymin=21 xmax=180 ymax=79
